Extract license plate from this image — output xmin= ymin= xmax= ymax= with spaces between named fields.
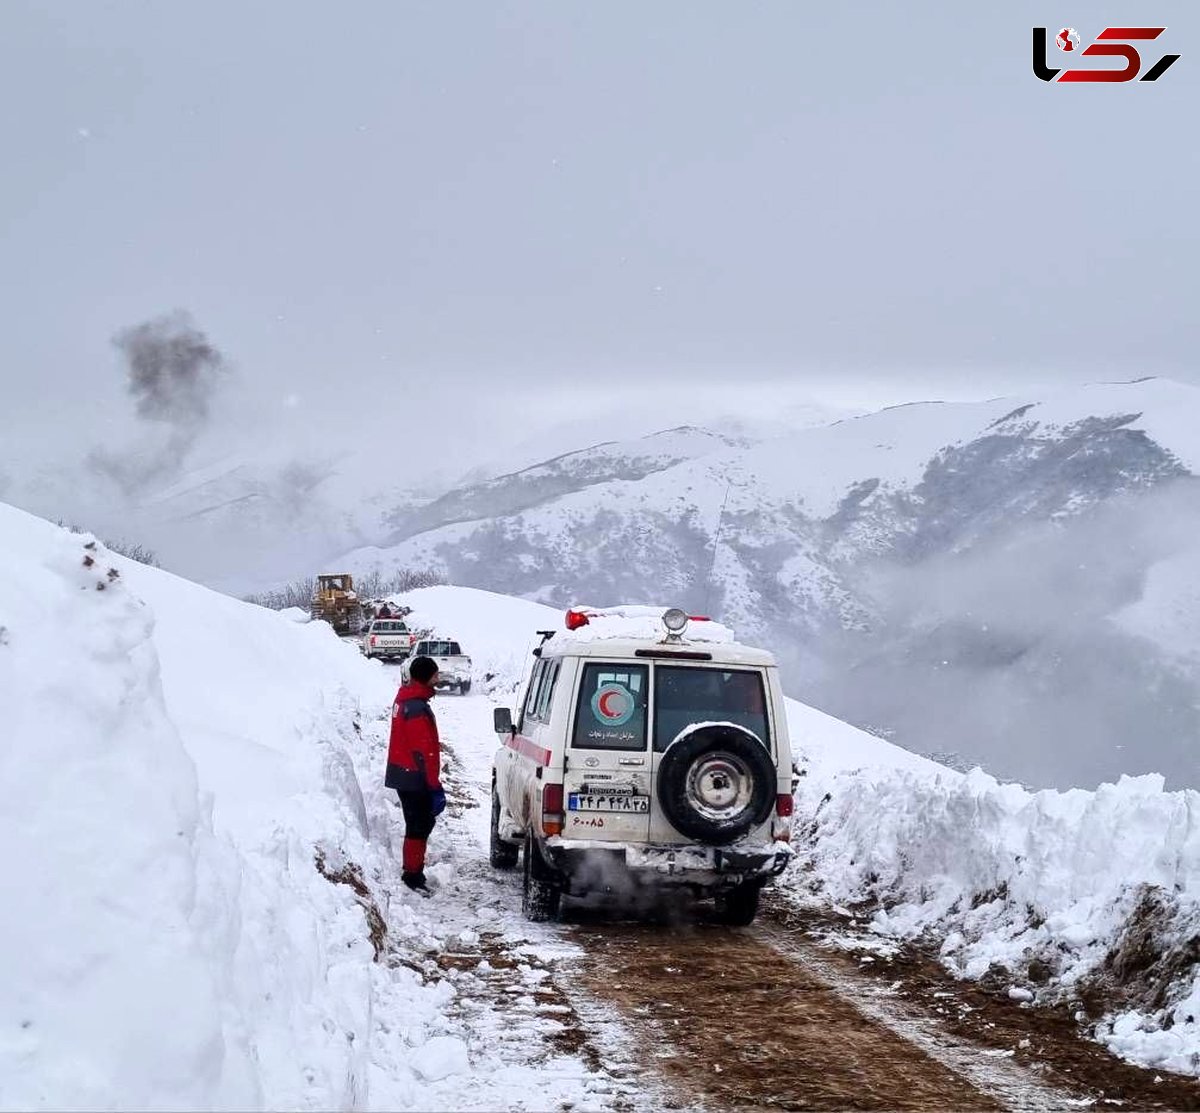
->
xmin=626 ymin=846 xmax=715 ymax=871
xmin=568 ymin=793 xmax=650 ymax=813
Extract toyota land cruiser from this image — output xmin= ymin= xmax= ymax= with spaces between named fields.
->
xmin=491 ymin=606 xmax=794 ymax=924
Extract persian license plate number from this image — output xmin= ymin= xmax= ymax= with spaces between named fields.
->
xmin=568 ymin=793 xmax=650 ymax=813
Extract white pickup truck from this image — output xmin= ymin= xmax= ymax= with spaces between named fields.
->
xmin=403 ymin=638 xmax=472 ymax=694
xmin=361 ymin=618 xmax=416 ymax=661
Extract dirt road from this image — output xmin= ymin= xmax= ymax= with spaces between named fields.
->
xmin=560 ymin=896 xmax=1200 ymax=1111
xmin=573 ymin=919 xmax=1004 ymax=1111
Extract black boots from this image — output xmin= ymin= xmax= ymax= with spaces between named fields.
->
xmin=402 ymin=870 xmax=429 ymax=892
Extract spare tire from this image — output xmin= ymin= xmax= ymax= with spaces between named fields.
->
xmin=656 ymin=724 xmax=775 ymax=845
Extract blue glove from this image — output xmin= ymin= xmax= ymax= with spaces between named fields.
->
xmin=430 ymin=787 xmax=447 ymax=816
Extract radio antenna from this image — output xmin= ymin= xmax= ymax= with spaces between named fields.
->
xmin=702 ymin=480 xmax=733 ymax=616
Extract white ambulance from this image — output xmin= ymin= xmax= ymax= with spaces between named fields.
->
xmin=491 ymin=606 xmax=794 ymax=924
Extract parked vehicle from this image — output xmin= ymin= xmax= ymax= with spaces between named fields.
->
xmin=403 ymin=638 xmax=472 ymax=693
xmin=490 ymin=606 xmax=794 ymax=924
xmin=362 ymin=618 xmax=416 ymax=661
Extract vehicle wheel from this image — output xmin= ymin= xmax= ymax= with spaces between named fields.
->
xmin=657 ymin=725 xmax=775 ymax=845
xmin=522 ymin=834 xmax=562 ymax=922
xmin=489 ymin=787 xmax=519 ymax=870
xmin=714 ymin=881 xmax=762 ymax=926
xmin=460 ymin=680 xmax=472 ymax=695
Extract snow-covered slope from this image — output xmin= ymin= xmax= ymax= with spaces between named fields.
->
xmin=341 ymin=379 xmax=1200 ymax=789
xmin=361 ymin=425 xmax=747 ymax=556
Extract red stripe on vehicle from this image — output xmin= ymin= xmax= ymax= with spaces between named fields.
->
xmin=506 ymin=734 xmax=553 ymax=766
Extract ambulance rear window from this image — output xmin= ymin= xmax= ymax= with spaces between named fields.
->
xmin=653 ymin=666 xmax=770 ymax=752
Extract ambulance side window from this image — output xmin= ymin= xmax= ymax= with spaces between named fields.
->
xmin=520 ymin=660 xmax=546 ymax=731
xmin=532 ymin=659 xmax=560 ymax=722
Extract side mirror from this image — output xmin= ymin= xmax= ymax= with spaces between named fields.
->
xmin=493 ymin=707 xmax=514 ymax=735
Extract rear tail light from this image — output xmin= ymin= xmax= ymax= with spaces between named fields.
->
xmin=542 ymin=783 xmax=565 ymax=836
xmin=369 ymin=636 xmax=377 ymax=647
xmin=774 ymin=793 xmax=794 ymax=842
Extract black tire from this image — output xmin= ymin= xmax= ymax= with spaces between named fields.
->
xmin=460 ymin=680 xmax=472 ymax=695
xmin=714 ymin=881 xmax=762 ymax=926
xmin=657 ymin=725 xmax=775 ymax=845
xmin=489 ymin=787 xmax=519 ymax=870
xmin=522 ymin=834 xmax=562 ymax=922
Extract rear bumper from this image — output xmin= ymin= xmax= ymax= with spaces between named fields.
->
xmin=543 ymin=838 xmax=791 ymax=891
xmin=365 ymin=646 xmax=411 ymax=658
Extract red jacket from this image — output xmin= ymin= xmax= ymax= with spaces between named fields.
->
xmin=385 ymin=681 xmax=441 ymax=792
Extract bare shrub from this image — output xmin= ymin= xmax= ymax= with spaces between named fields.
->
xmin=55 ymin=520 xmax=161 ymax=568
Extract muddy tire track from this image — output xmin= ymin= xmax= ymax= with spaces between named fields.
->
xmin=569 ymin=919 xmax=1005 ymax=1111
xmin=765 ymin=900 xmax=1200 ymax=1112
xmin=558 ymin=893 xmax=1200 ymax=1112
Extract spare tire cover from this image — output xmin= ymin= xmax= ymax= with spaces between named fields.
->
xmin=656 ymin=724 xmax=775 ymax=845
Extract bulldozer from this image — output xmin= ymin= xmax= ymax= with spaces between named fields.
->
xmin=310 ymin=573 xmax=365 ymax=635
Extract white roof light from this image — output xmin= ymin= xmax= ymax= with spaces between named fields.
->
xmin=662 ymin=607 xmax=689 ymax=634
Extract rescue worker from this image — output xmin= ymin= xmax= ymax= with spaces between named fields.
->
xmin=384 ymin=656 xmax=446 ymax=891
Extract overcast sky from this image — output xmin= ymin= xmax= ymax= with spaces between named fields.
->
xmin=1 ymin=1 xmax=1197 ymax=468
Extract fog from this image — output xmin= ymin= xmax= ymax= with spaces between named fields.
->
xmin=803 ymin=480 xmax=1200 ymax=789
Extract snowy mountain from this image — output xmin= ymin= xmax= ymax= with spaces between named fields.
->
xmin=374 ymin=425 xmax=748 ymax=548
xmin=339 ymin=379 xmax=1200 ymax=790
xmin=0 ymin=422 xmax=757 ymax=599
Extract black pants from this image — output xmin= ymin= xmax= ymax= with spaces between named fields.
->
xmin=397 ymin=790 xmax=436 ymax=840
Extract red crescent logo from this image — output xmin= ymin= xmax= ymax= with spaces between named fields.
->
xmin=598 ymin=690 xmax=620 ymax=718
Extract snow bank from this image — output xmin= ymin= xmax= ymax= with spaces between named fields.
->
xmin=0 ymin=502 xmax=403 ymax=1108
xmin=790 ymin=715 xmax=1200 ymax=1075
xmin=0 ymin=507 xmax=252 ymax=1108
